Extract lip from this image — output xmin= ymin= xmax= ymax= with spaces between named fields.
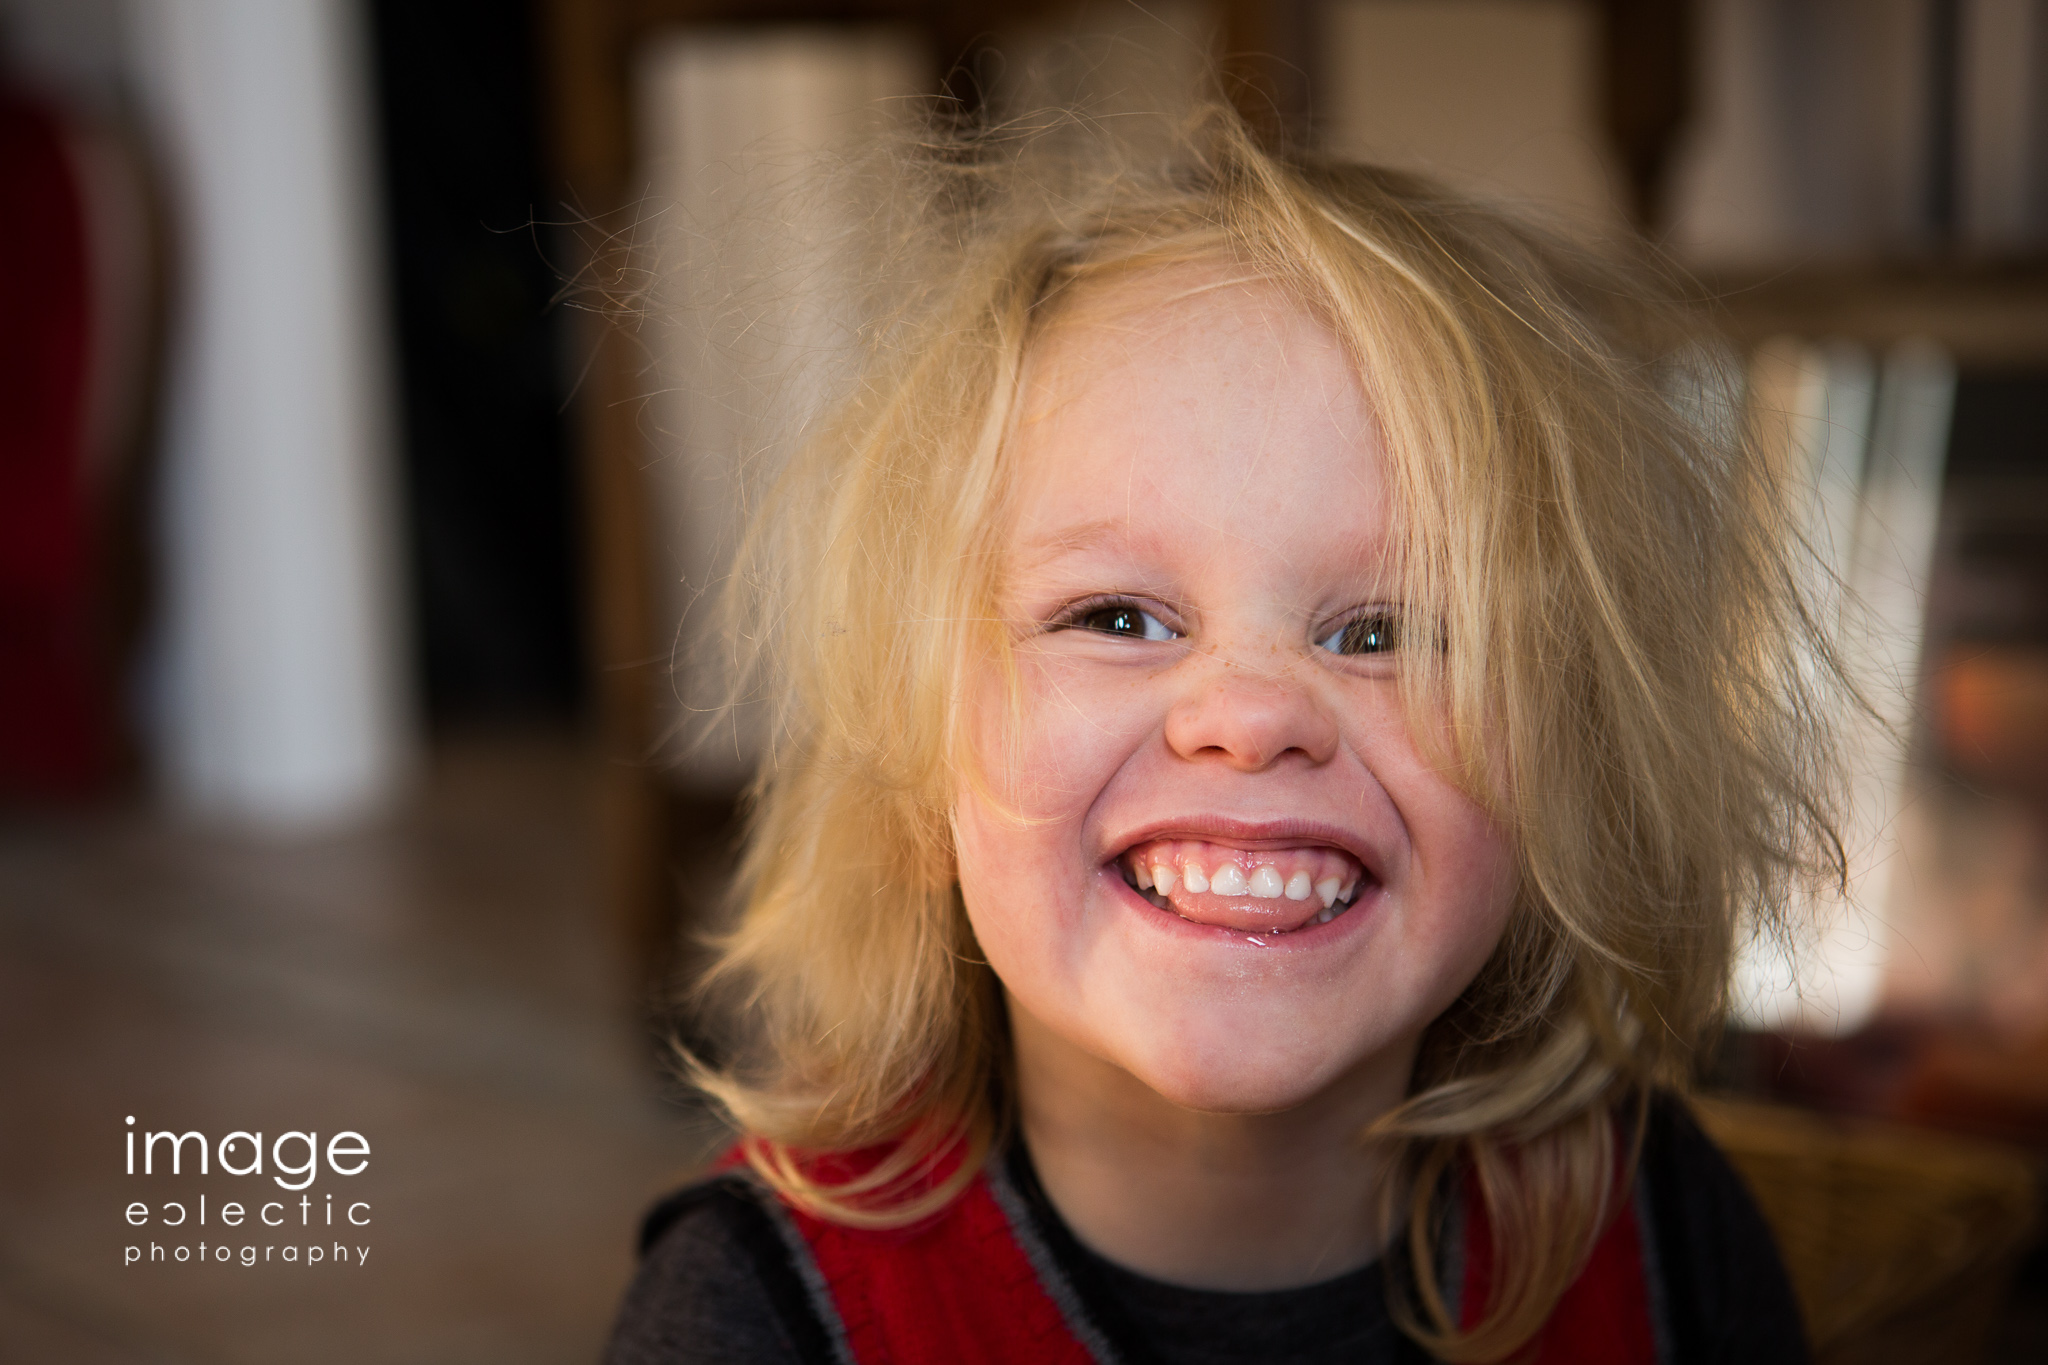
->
xmin=1100 ymin=814 xmax=1387 ymax=885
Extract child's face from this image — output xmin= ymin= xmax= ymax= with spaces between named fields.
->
xmin=954 ymin=264 xmax=1517 ymax=1115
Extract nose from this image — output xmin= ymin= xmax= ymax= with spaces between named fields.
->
xmin=1163 ymin=655 xmax=1340 ymax=771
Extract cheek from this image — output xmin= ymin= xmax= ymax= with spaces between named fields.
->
xmin=1374 ymin=691 xmax=1515 ymax=900
xmin=1398 ymin=781 xmax=1519 ymax=987
xmin=1350 ymin=703 xmax=1518 ymax=993
xmin=953 ymin=661 xmax=1117 ymax=937
xmin=951 ymin=779 xmax=1088 ymax=1026
xmin=962 ymin=654 xmax=1154 ymax=820
xmin=954 ymin=658 xmax=1167 ymax=1007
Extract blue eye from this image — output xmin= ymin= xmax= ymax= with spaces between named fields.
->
xmin=1317 ymin=612 xmax=1400 ymax=656
xmin=1071 ymin=602 xmax=1177 ymax=641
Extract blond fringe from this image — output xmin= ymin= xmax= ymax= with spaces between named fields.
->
xmin=671 ymin=103 xmax=1846 ymax=1361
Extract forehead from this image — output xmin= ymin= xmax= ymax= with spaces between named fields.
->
xmin=1006 ymin=263 xmax=1391 ymax=573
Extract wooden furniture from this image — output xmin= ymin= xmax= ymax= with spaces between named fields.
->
xmin=1697 ymin=1096 xmax=2041 ymax=1365
xmin=1707 ymin=258 xmax=2048 ymax=369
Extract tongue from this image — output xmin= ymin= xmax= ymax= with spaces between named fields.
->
xmin=1164 ymin=888 xmax=1323 ymax=934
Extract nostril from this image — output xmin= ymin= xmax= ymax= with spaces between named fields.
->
xmin=1163 ymin=679 xmax=1341 ymax=772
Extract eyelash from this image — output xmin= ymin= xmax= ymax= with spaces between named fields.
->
xmin=1048 ymin=595 xmax=1180 ymax=641
xmin=1046 ymin=597 xmax=1403 ymax=657
xmin=1316 ymin=611 xmax=1402 ymax=657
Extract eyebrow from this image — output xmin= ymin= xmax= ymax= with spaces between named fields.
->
xmin=1009 ymin=517 xmax=1142 ymax=572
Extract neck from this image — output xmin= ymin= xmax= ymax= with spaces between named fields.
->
xmin=1008 ymin=999 xmax=1413 ymax=1291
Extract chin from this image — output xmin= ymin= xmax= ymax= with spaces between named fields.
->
xmin=1110 ymin=1019 xmax=1362 ymax=1115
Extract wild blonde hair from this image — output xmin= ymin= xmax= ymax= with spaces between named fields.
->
xmin=688 ymin=107 xmax=1841 ymax=1360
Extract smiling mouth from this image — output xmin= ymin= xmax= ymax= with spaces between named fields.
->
xmin=1115 ymin=838 xmax=1368 ymax=934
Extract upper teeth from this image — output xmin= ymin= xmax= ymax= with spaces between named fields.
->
xmin=1119 ymin=840 xmax=1365 ymax=913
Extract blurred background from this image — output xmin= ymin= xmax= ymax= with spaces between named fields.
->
xmin=1 ymin=1 xmax=2045 ymax=1361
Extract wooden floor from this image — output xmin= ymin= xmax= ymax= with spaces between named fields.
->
xmin=0 ymin=734 xmax=722 ymax=1364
